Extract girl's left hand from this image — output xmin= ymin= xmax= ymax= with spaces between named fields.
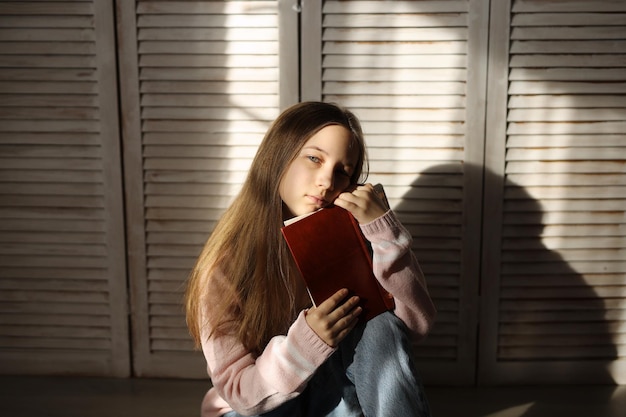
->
xmin=333 ymin=183 xmax=388 ymax=225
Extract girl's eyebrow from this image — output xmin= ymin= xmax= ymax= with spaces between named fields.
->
xmin=302 ymin=145 xmax=327 ymax=155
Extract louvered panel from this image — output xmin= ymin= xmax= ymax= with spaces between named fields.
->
xmin=481 ymin=0 xmax=626 ymax=384
xmin=120 ymin=1 xmax=284 ymax=377
xmin=0 ymin=1 xmax=129 ymax=376
xmin=305 ymin=0 xmax=488 ymax=384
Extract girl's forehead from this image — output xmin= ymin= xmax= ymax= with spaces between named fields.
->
xmin=303 ymin=125 xmax=359 ymax=164
xmin=305 ymin=125 xmax=352 ymax=146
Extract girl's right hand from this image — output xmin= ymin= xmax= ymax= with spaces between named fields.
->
xmin=304 ymin=288 xmax=362 ymax=347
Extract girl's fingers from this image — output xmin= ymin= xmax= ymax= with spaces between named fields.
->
xmin=336 ymin=184 xmax=370 ymax=206
xmin=316 ymin=288 xmax=350 ymax=314
xmin=318 ymin=289 xmax=360 ymax=322
xmin=305 ymin=289 xmax=363 ymax=346
xmin=334 ymin=183 xmax=387 ymax=224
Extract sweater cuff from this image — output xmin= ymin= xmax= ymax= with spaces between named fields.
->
xmin=360 ymin=209 xmax=399 ymax=240
xmin=290 ymin=311 xmax=336 ymax=367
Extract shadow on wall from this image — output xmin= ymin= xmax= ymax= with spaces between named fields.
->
xmin=395 ymin=163 xmax=619 ymax=416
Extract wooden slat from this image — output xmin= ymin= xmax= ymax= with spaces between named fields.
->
xmin=323 ymin=27 xmax=468 ymax=41
xmin=327 ymin=94 xmax=466 ymax=108
xmin=513 ymin=0 xmax=626 ymax=13
xmin=323 ymin=81 xmax=466 ymax=94
xmin=0 ymin=170 xmax=102 ymax=183
xmin=507 ymin=147 xmax=625 ymax=160
xmin=0 ymin=195 xmax=104 ymax=208
xmin=323 ymin=1 xmax=469 ymax=14
xmin=0 ymin=81 xmax=97 ymax=94
xmin=139 ymin=40 xmax=279 ymax=54
xmin=0 ymin=42 xmax=95 ymax=55
xmin=0 ymin=15 xmax=93 ymax=28
xmin=0 ymin=2 xmax=93 ymax=15
xmin=0 ymin=231 xmax=106 ymax=244
xmin=0 ymin=158 xmax=102 ymax=170
xmin=510 ymin=40 xmax=626 ymax=54
xmin=136 ymin=1 xmax=276 ymax=14
xmin=510 ymin=55 xmax=626 ymax=68
xmin=513 ymin=12 xmax=626 ymax=26
xmin=139 ymin=67 xmax=279 ymax=81
xmin=137 ymin=27 xmax=277 ymax=41
xmin=509 ymin=81 xmax=626 ymax=94
xmin=503 ymin=273 xmax=626 ymax=286
xmin=324 ymin=68 xmax=466 ymax=82
xmin=143 ymin=145 xmax=258 ymax=159
xmin=506 ymin=160 xmax=625 ymax=174
xmin=140 ymin=80 xmax=278 ymax=94
xmin=324 ymin=13 xmax=467 ymax=27
xmin=510 ymin=68 xmax=625 ymax=81
xmin=323 ymin=54 xmax=467 ymax=68
xmin=509 ymin=94 xmax=626 ymax=107
xmin=0 ymin=55 xmax=95 ymax=68
xmin=0 ymin=94 xmax=98 ymax=107
xmin=0 ymin=28 xmax=95 ymax=42
xmin=142 ymin=93 xmax=278 ymax=107
xmin=142 ymin=119 xmax=270 ymax=133
xmin=507 ymin=121 xmax=626 ymax=135
xmin=506 ymin=173 xmax=625 ymax=186
xmin=138 ymin=14 xmax=278 ymax=28
xmin=141 ymin=107 xmax=278 ymax=121
xmin=323 ymin=40 xmax=467 ymax=55
xmin=511 ymin=26 xmax=626 ymax=40
xmin=140 ymin=54 xmax=278 ymax=68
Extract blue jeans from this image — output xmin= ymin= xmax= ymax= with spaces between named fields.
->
xmin=223 ymin=312 xmax=432 ymax=417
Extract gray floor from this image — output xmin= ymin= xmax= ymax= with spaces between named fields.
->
xmin=0 ymin=376 xmax=625 ymax=417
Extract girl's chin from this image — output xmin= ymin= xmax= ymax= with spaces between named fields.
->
xmin=281 ymin=200 xmax=327 ymax=221
xmin=286 ymin=208 xmax=319 ymax=221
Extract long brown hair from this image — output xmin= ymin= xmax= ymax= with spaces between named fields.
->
xmin=185 ymin=102 xmax=368 ymax=356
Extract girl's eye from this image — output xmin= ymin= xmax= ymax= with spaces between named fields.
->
xmin=307 ymin=155 xmax=321 ymax=163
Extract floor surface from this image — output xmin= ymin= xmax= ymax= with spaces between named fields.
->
xmin=0 ymin=376 xmax=624 ymax=417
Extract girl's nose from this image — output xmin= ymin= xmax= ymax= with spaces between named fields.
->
xmin=317 ymin=170 xmax=334 ymax=191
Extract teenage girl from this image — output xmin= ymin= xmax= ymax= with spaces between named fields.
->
xmin=185 ymin=101 xmax=436 ymax=417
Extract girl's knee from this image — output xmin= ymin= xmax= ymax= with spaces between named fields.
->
xmin=364 ymin=312 xmax=408 ymax=340
xmin=358 ymin=312 xmax=412 ymax=357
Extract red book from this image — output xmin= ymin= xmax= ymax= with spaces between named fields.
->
xmin=281 ymin=205 xmax=395 ymax=321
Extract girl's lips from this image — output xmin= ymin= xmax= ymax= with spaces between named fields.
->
xmin=307 ymin=195 xmax=329 ymax=208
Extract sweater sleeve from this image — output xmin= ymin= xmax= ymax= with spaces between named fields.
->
xmin=360 ymin=209 xmax=437 ymax=342
xmin=200 ymin=273 xmax=335 ymax=417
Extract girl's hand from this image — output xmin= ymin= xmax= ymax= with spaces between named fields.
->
xmin=305 ymin=288 xmax=362 ymax=347
xmin=333 ymin=183 xmax=388 ymax=224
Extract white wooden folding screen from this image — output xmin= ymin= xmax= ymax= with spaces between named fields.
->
xmin=0 ymin=1 xmax=129 ymax=376
xmin=301 ymin=0 xmax=490 ymax=385
xmin=117 ymin=0 xmax=295 ymax=377
xmin=480 ymin=0 xmax=626 ymax=384
xmin=1 ymin=0 xmax=624 ymax=385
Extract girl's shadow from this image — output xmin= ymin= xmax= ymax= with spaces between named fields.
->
xmin=393 ymin=163 xmax=618 ymax=416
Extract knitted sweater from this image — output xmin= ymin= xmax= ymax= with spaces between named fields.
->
xmin=199 ymin=210 xmax=436 ymax=417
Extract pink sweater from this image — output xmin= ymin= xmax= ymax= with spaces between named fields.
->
xmin=199 ymin=210 xmax=436 ymax=417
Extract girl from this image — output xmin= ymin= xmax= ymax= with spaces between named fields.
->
xmin=185 ymin=101 xmax=436 ymax=417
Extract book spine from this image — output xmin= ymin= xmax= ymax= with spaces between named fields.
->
xmin=348 ymin=213 xmax=395 ymax=312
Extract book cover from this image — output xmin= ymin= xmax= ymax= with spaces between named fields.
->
xmin=281 ymin=204 xmax=394 ymax=321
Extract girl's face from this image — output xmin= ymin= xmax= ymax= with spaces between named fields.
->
xmin=279 ymin=124 xmax=359 ymax=219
